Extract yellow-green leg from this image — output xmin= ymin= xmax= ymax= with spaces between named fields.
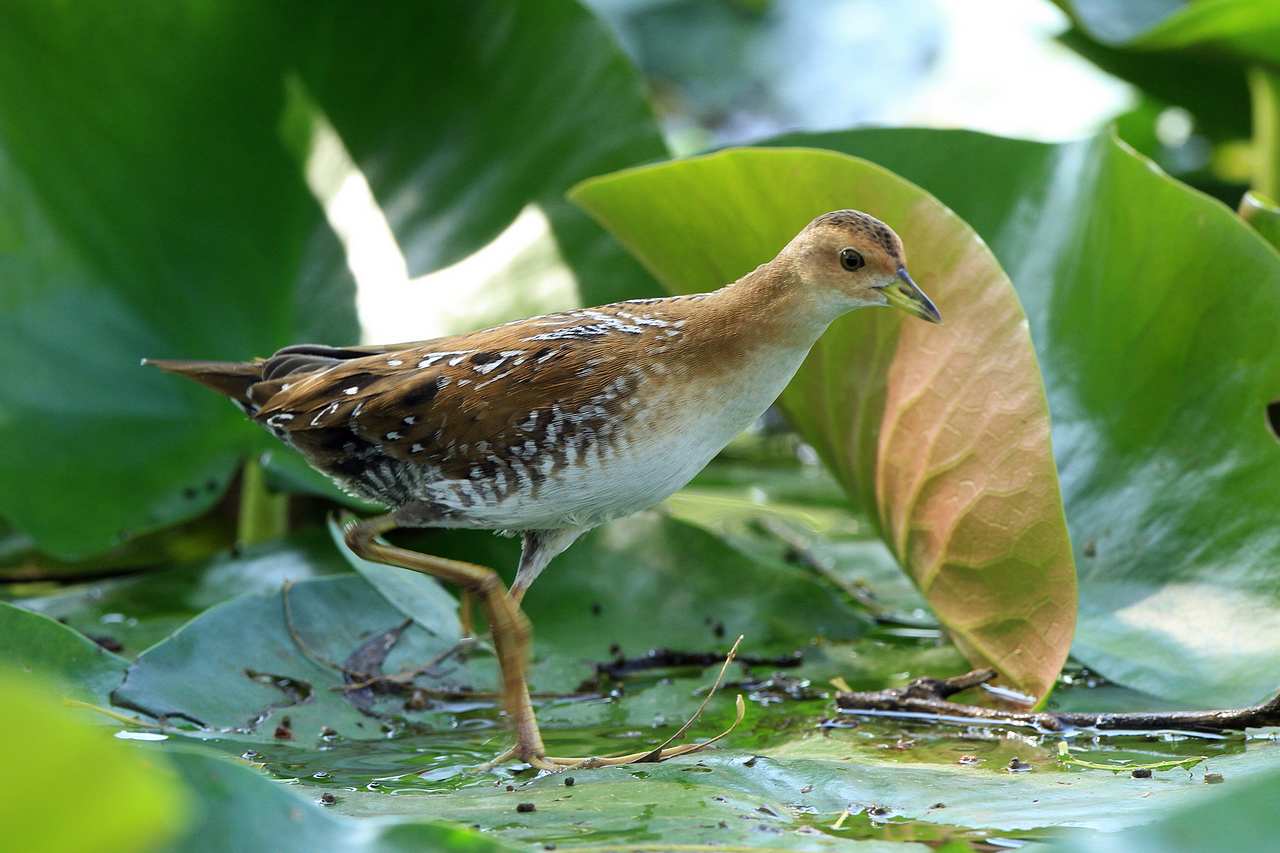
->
xmin=343 ymin=515 xmax=556 ymax=770
xmin=342 ymin=515 xmax=741 ymax=773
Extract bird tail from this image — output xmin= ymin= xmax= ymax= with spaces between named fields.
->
xmin=142 ymin=357 xmax=263 ymax=404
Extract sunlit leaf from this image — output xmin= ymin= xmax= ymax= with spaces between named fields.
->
xmin=0 ymin=675 xmax=187 ymax=853
xmin=571 ymin=147 xmax=1076 ymax=699
xmin=767 ymin=128 xmax=1280 ymax=707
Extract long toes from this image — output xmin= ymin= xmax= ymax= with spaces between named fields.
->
xmin=524 ymin=754 xmax=563 ymax=772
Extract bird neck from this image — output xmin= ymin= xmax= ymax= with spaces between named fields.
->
xmin=705 ymin=261 xmax=845 ymax=352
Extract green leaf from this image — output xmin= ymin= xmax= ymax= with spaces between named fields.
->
xmin=1054 ymin=1 xmax=1280 ymax=200
xmin=335 ymin=736 xmax=1280 ymax=845
xmin=16 ymin=531 xmax=351 ymax=657
xmin=113 ymin=574 xmax=462 ymax=741
xmin=570 ymin=147 xmax=1076 ymax=699
xmin=163 ymin=748 xmax=517 ymax=853
xmin=0 ymin=2 xmax=358 ymax=558
xmin=1048 ymin=765 xmax=1280 ymax=853
xmin=0 ymin=0 xmax=664 ymax=558
xmin=1239 ymin=189 xmax=1280 ymax=248
xmin=0 ymin=601 xmax=128 ymax=703
xmin=762 ymin=128 xmax=1280 ymax=707
xmin=0 ymin=674 xmax=188 ymax=853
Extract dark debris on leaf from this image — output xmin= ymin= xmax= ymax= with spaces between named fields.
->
xmin=90 ymin=634 xmax=124 ymax=653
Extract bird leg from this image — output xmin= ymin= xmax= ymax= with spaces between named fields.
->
xmin=342 ymin=514 xmax=558 ymax=771
xmin=341 ymin=516 xmax=743 ymax=773
xmin=457 ymin=589 xmax=476 ymax=639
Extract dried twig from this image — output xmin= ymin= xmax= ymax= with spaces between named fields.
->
xmin=280 ymin=580 xmax=344 ymax=672
xmin=836 ymin=669 xmax=1280 ymax=732
xmin=637 ymin=635 xmax=744 ymax=762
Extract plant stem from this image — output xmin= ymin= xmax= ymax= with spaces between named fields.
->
xmin=1249 ymin=66 xmax=1280 ymax=198
xmin=237 ymin=455 xmax=288 ymax=547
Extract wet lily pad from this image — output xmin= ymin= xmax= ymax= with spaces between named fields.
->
xmin=162 ymin=748 xmax=517 ymax=853
xmin=16 ymin=530 xmax=351 ymax=658
xmin=0 ymin=601 xmax=128 ymax=703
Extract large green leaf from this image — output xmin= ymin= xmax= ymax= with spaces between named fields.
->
xmin=762 ymin=128 xmax=1280 ymax=707
xmin=0 ymin=0 xmax=663 ymax=559
xmin=0 ymin=675 xmax=188 ymax=853
xmin=0 ymin=2 xmax=355 ymax=559
xmin=571 ymin=147 xmax=1076 ymax=699
xmin=1055 ymin=1 xmax=1280 ymax=197
xmin=15 ymin=530 xmax=351 ymax=657
xmin=0 ymin=601 xmax=128 ymax=703
xmin=281 ymin=0 xmax=667 ymax=305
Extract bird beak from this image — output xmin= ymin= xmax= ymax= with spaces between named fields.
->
xmin=881 ymin=267 xmax=942 ymax=324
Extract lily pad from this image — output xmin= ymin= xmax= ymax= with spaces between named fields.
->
xmin=162 ymin=748 xmax=516 ymax=853
xmin=16 ymin=530 xmax=351 ymax=657
xmin=0 ymin=601 xmax=128 ymax=703
xmin=333 ymin=727 xmax=1280 ymax=846
xmin=1049 ymin=763 xmax=1280 ymax=853
xmin=112 ymin=575 xmax=463 ymax=741
xmin=571 ymin=147 xmax=1076 ymax=699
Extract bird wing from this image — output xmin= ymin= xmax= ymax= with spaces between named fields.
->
xmin=251 ymin=301 xmax=688 ymax=480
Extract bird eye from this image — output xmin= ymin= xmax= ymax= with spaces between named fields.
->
xmin=839 ymin=247 xmax=864 ymax=271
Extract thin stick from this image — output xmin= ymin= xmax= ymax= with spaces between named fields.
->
xmin=638 ymin=635 xmax=743 ymax=761
xmin=545 ymin=636 xmax=749 ymax=767
xmin=280 ymin=580 xmax=343 ymax=672
xmin=64 ymin=699 xmax=160 ymax=729
xmin=837 ymin=669 xmax=1280 ymax=733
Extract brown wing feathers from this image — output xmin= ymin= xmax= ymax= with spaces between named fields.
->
xmin=146 ymin=300 xmax=692 ymax=504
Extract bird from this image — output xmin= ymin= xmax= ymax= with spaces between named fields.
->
xmin=145 ymin=209 xmax=940 ymax=771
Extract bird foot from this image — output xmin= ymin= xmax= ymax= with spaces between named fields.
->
xmin=483 ymin=636 xmax=747 ymax=776
xmin=483 ymin=693 xmax=747 ymax=774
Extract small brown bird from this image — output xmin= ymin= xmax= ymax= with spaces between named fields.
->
xmin=146 ymin=210 xmax=939 ymax=770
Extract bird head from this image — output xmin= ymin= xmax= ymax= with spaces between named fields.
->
xmin=781 ymin=209 xmax=942 ymax=324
